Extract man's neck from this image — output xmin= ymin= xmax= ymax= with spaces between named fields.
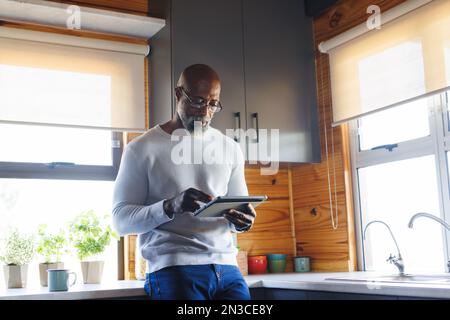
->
xmin=160 ymin=118 xmax=184 ymax=135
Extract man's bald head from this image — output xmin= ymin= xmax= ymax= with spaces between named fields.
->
xmin=177 ymin=64 xmax=221 ymax=92
xmin=174 ymin=64 xmax=221 ymax=133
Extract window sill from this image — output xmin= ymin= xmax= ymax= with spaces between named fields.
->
xmin=0 ymin=280 xmax=146 ymax=300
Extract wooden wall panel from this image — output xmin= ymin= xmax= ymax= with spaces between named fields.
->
xmin=238 ymin=167 xmax=296 ymax=272
xmin=126 ymin=235 xmax=137 ymax=280
xmin=291 ymin=0 xmax=408 ymax=272
xmin=314 ymin=0 xmax=408 ymax=42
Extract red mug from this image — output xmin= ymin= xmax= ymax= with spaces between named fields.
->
xmin=247 ymin=255 xmax=267 ymax=274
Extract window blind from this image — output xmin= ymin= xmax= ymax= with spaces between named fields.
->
xmin=0 ymin=26 xmax=149 ymax=132
xmin=321 ymin=0 xmax=450 ymax=125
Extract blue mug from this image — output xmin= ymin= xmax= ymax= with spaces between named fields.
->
xmin=47 ymin=269 xmax=77 ymax=292
xmin=294 ymin=256 xmax=311 ymax=272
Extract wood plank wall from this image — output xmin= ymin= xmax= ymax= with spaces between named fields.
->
xmin=291 ymin=0 xmax=408 ymax=272
xmin=237 ymin=165 xmax=296 ymax=272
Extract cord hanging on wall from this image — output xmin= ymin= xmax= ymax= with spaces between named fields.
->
xmin=319 ymin=52 xmax=339 ymax=230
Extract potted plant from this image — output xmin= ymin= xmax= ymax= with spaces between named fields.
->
xmin=69 ymin=210 xmax=118 ymax=284
xmin=0 ymin=229 xmax=35 ymax=288
xmin=36 ymin=224 xmax=69 ymax=287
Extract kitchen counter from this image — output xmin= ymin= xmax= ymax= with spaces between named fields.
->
xmin=244 ymin=272 xmax=450 ymax=299
xmin=0 ymin=280 xmax=146 ymax=300
xmin=1 ymin=272 xmax=450 ymax=299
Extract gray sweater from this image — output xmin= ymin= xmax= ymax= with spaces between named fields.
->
xmin=112 ymin=124 xmax=248 ymax=273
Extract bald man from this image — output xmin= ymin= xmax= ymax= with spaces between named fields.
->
xmin=112 ymin=64 xmax=256 ymax=300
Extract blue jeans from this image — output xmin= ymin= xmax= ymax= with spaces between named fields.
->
xmin=144 ymin=264 xmax=251 ymax=300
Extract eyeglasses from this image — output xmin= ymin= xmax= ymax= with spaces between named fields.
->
xmin=179 ymin=87 xmax=223 ymax=113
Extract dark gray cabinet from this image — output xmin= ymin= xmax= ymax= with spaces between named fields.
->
xmin=171 ymin=0 xmax=247 ymax=151
xmin=249 ymin=288 xmax=436 ymax=300
xmin=149 ymin=0 xmax=321 ymax=163
xmin=243 ymin=0 xmax=320 ymax=163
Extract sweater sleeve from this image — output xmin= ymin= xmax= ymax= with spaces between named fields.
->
xmin=225 ymin=145 xmax=250 ymax=233
xmin=112 ymin=144 xmax=173 ymax=236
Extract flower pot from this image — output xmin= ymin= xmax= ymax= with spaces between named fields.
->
xmin=248 ymin=255 xmax=267 ymax=274
xmin=39 ymin=262 xmax=64 ymax=287
xmin=267 ymin=253 xmax=287 ymax=273
xmin=81 ymin=261 xmax=104 ymax=284
xmin=293 ymin=256 xmax=311 ymax=272
xmin=3 ymin=264 xmax=28 ymax=288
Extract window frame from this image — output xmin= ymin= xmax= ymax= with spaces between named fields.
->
xmin=0 ymin=131 xmax=123 ymax=181
xmin=350 ymin=91 xmax=450 ymax=272
xmin=0 ymin=129 xmax=125 ymax=280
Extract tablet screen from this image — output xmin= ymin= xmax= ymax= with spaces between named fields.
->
xmin=194 ymin=195 xmax=267 ymax=218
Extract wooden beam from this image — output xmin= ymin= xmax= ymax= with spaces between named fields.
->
xmin=0 ymin=20 xmax=149 ymax=44
xmin=288 ymin=164 xmax=297 ymax=257
xmin=46 ymin=0 xmax=148 ymax=16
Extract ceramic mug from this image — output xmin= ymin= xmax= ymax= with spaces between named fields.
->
xmin=266 ymin=254 xmax=287 ymax=273
xmin=47 ymin=269 xmax=77 ymax=292
xmin=247 ymin=255 xmax=267 ymax=274
xmin=294 ymin=256 xmax=311 ymax=272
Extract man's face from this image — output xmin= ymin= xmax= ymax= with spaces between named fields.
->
xmin=176 ymin=79 xmax=221 ymax=133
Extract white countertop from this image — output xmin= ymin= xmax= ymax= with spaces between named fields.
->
xmin=1 ymin=272 xmax=450 ymax=300
xmin=244 ymin=272 xmax=450 ymax=299
xmin=0 ymin=280 xmax=146 ymax=300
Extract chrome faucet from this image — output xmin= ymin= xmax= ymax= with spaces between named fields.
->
xmin=363 ymin=220 xmax=405 ymax=276
xmin=408 ymin=212 xmax=450 ymax=272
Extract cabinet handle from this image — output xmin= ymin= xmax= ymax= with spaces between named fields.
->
xmin=252 ymin=113 xmax=259 ymax=143
xmin=234 ymin=112 xmax=241 ymax=142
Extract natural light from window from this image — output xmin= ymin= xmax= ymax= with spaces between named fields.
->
xmin=0 ymin=179 xmax=117 ymax=288
xmin=446 ymin=47 xmax=450 ymax=85
xmin=358 ymin=41 xmax=426 ymax=114
xmin=0 ymin=124 xmax=113 ymax=166
xmin=359 ymin=155 xmax=445 ymax=273
xmin=358 ymin=97 xmax=430 ymax=151
xmin=0 ymin=64 xmax=111 ymax=128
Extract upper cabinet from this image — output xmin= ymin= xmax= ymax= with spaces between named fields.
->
xmin=172 ymin=0 xmax=247 ymax=148
xmin=149 ymin=0 xmax=321 ymax=163
xmin=243 ymin=0 xmax=320 ymax=163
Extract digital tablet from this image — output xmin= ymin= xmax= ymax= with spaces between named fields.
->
xmin=193 ymin=195 xmax=268 ymax=218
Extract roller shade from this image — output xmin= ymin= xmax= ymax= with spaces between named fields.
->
xmin=0 ymin=26 xmax=148 ymax=132
xmin=321 ymin=0 xmax=450 ymax=126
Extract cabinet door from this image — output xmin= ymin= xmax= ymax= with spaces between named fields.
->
xmin=243 ymin=0 xmax=321 ymax=163
xmin=148 ymin=0 xmax=174 ymax=127
xmin=172 ymin=0 xmax=247 ymax=155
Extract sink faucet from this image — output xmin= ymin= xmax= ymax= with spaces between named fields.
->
xmin=408 ymin=212 xmax=450 ymax=272
xmin=363 ymin=220 xmax=405 ymax=276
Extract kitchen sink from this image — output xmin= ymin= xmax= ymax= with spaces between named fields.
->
xmin=326 ymin=274 xmax=450 ymax=284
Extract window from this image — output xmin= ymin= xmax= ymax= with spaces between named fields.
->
xmin=0 ymin=24 xmax=149 ymax=287
xmin=0 ymin=124 xmax=113 ymax=166
xmin=351 ymin=92 xmax=450 ymax=273
xmin=0 ymin=179 xmax=117 ymax=288
xmin=358 ymin=99 xmax=430 ymax=151
xmin=0 ymin=78 xmax=124 ymax=287
xmin=0 ymin=124 xmax=122 ymax=288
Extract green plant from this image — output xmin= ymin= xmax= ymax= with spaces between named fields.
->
xmin=69 ymin=210 xmax=118 ymax=261
xmin=0 ymin=229 xmax=35 ymax=266
xmin=36 ymin=224 xmax=69 ymax=264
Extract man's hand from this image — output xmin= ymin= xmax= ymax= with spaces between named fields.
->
xmin=224 ymin=203 xmax=257 ymax=232
xmin=163 ymin=187 xmax=213 ymax=218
